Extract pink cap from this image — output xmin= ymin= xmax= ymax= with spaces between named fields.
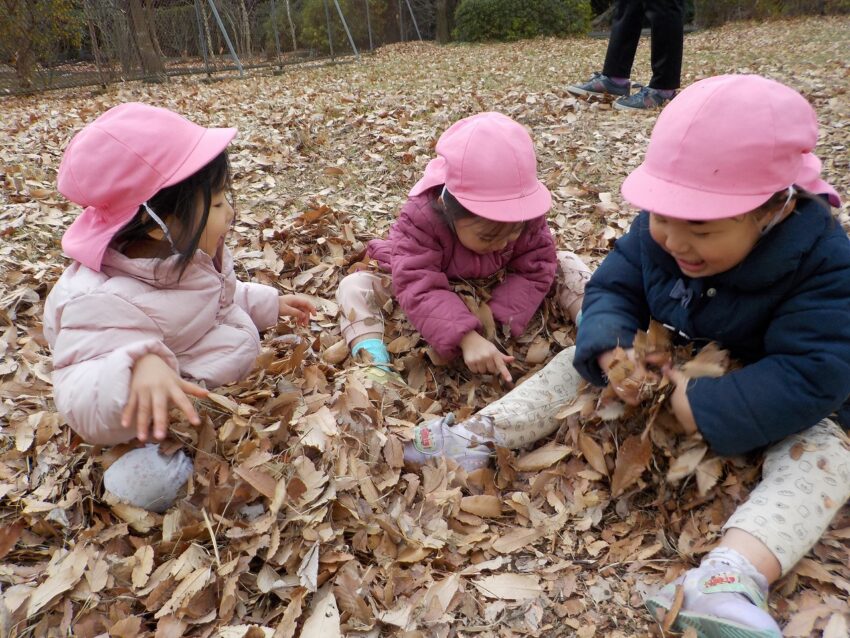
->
xmin=409 ymin=112 xmax=551 ymax=222
xmin=621 ymin=74 xmax=841 ymax=220
xmin=58 ymin=102 xmax=236 ymax=271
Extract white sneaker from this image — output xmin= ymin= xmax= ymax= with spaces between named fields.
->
xmin=103 ymin=444 xmax=193 ymax=513
xmin=403 ymin=414 xmax=495 ymax=472
xmin=645 ymin=548 xmax=782 ymax=638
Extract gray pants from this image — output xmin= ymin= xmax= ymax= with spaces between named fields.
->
xmin=474 ymin=348 xmax=850 ymax=574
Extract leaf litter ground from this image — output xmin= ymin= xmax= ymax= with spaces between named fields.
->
xmin=1 ymin=16 xmax=849 ymax=638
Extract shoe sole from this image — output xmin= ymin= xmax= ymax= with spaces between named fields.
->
xmin=566 ymin=86 xmax=625 ymax=99
xmin=645 ymin=596 xmax=781 ymax=638
xmin=613 ymin=100 xmax=661 ymax=111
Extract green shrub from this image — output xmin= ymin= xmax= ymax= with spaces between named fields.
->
xmin=300 ymin=0 xmax=387 ymax=54
xmin=695 ymin=0 xmax=850 ymax=27
xmin=453 ymin=0 xmax=592 ymax=42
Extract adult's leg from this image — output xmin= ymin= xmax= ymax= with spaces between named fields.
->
xmin=645 ymin=0 xmax=684 ymax=90
xmin=602 ymin=0 xmax=647 ymax=81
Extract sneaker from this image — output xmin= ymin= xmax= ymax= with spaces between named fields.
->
xmin=614 ymin=85 xmax=675 ymax=111
xmin=403 ymin=413 xmax=495 ymax=472
xmin=645 ymin=548 xmax=782 ymax=638
xmin=566 ymin=72 xmax=630 ymax=98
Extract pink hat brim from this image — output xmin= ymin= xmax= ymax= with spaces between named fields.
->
xmin=621 ymin=164 xmax=774 ymax=220
xmin=454 ymin=179 xmax=552 ymax=223
xmin=61 ymin=126 xmax=237 ymax=272
xmin=163 ymin=126 xmax=236 ymax=188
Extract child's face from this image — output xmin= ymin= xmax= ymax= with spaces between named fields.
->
xmin=194 ymin=188 xmax=234 ymax=264
xmin=649 ymin=213 xmax=762 ymax=278
xmin=454 ymin=217 xmax=525 ymax=255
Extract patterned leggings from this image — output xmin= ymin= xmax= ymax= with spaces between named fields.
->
xmin=469 ymin=348 xmax=850 ymax=575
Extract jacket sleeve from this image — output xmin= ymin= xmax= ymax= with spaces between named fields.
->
xmin=573 ymin=215 xmax=650 ymax=386
xmin=49 ymin=292 xmax=180 ymax=446
xmin=687 ymin=240 xmax=850 ymax=456
xmin=390 ymin=208 xmax=481 ymax=359
xmin=234 ymin=280 xmax=280 ymax=331
xmin=488 ymin=217 xmax=557 ymax=338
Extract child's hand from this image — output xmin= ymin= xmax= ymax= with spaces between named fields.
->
xmin=598 ymin=347 xmax=661 ymax=405
xmin=278 ymin=294 xmax=316 ymax=326
xmin=122 ymin=353 xmax=208 ymax=442
xmin=663 ymin=366 xmax=699 ymax=435
xmin=460 ymin=331 xmax=515 ymax=383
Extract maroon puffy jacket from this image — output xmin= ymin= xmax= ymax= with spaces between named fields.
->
xmin=367 ymin=192 xmax=557 ymax=358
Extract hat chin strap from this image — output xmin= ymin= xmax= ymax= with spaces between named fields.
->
xmin=759 ymin=186 xmax=795 ymax=237
xmin=142 ymin=202 xmax=179 ymax=254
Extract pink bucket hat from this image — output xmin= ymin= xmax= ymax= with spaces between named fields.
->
xmin=621 ymin=74 xmax=841 ymax=220
xmin=409 ymin=112 xmax=551 ymax=222
xmin=58 ymin=102 xmax=236 ymax=271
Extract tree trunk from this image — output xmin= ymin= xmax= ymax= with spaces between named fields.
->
xmin=127 ymin=0 xmax=166 ymax=81
xmin=285 ymin=0 xmax=297 ymax=50
xmin=238 ymin=0 xmax=251 ymax=57
xmin=436 ymin=0 xmax=457 ymax=43
xmin=143 ymin=0 xmax=165 ymax=59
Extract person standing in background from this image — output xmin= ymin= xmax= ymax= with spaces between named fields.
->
xmin=567 ymin=0 xmax=685 ymax=110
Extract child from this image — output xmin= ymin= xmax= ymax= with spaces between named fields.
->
xmin=336 ymin=111 xmax=591 ymax=387
xmin=406 ymin=75 xmax=850 ymax=637
xmin=43 ymin=103 xmax=315 ymax=513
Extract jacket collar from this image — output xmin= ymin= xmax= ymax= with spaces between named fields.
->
xmin=100 ymin=246 xmax=233 ymax=288
xmin=641 ymin=198 xmax=831 ymax=291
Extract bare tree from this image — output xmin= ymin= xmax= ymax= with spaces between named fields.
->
xmin=127 ymin=0 xmax=166 ymax=81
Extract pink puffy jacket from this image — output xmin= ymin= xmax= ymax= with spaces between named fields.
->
xmin=43 ymin=247 xmax=279 ymax=445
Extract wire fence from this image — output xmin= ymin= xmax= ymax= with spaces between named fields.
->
xmin=0 ymin=0 xmax=437 ymax=95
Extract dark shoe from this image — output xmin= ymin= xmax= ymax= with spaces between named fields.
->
xmin=567 ymin=72 xmax=630 ymax=98
xmin=614 ymin=86 xmax=675 ymax=111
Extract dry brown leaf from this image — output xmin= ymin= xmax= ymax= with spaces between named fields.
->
xmin=667 ymin=445 xmax=708 ymax=483
xmin=473 ymin=573 xmax=542 ymax=601
xmin=460 ymin=495 xmax=502 ymax=518
xmin=610 ymin=434 xmax=652 ymax=497
xmin=515 ymin=443 xmax=572 ymax=471
xmin=578 ymin=432 xmax=608 ymax=476
xmin=492 ymin=527 xmax=545 ymax=553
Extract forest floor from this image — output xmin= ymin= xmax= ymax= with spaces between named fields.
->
xmin=1 ymin=15 xmax=849 ymax=638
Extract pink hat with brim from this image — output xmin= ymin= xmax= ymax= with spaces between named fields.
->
xmin=621 ymin=74 xmax=841 ymax=220
xmin=409 ymin=112 xmax=551 ymax=222
xmin=58 ymin=103 xmax=236 ymax=271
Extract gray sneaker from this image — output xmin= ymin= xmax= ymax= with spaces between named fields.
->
xmin=614 ymin=85 xmax=675 ymax=111
xmin=567 ymin=72 xmax=630 ymax=98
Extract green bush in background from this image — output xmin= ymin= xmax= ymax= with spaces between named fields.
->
xmin=453 ymin=0 xmax=592 ymax=42
xmin=300 ymin=0 xmax=388 ymax=53
xmin=694 ymin=0 xmax=850 ymax=26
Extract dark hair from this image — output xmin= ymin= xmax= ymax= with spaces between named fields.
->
xmin=432 ymin=186 xmax=525 ymax=243
xmin=112 ymin=150 xmax=231 ymax=279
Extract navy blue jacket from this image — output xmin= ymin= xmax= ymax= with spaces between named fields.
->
xmin=574 ymin=199 xmax=850 ymax=456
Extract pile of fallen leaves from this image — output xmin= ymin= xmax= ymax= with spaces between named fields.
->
xmin=2 ymin=15 xmax=849 ymax=638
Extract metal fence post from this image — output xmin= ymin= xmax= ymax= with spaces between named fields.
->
xmin=332 ymin=0 xmax=360 ymax=60
xmin=207 ymin=0 xmax=244 ymax=76
xmin=365 ymin=0 xmax=373 ymax=51
xmin=270 ymin=0 xmax=283 ymax=70
xmin=322 ymin=0 xmax=335 ymax=59
xmin=404 ymin=0 xmax=422 ymax=41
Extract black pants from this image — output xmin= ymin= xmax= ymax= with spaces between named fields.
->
xmin=601 ymin=0 xmax=684 ymax=90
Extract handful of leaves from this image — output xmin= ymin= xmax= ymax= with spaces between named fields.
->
xmin=575 ymin=320 xmax=738 ymax=498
